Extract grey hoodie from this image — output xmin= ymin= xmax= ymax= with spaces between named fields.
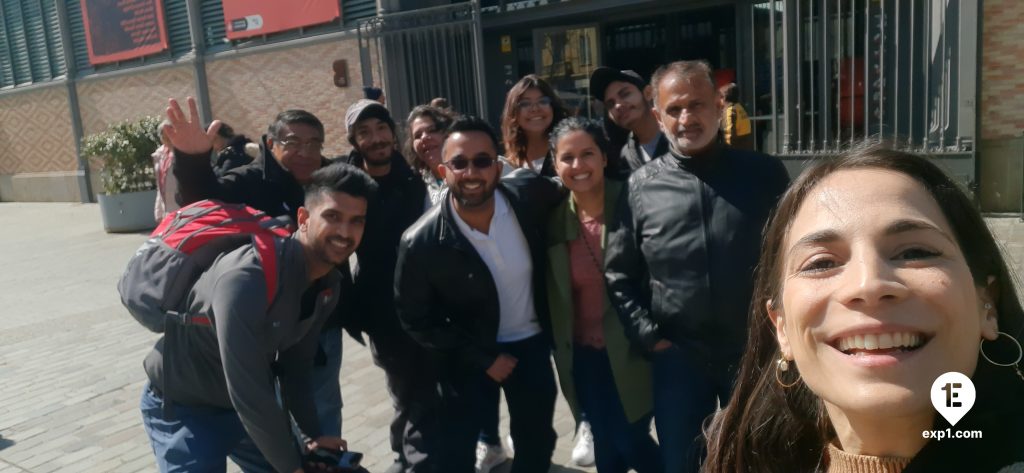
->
xmin=143 ymin=234 xmax=341 ymax=473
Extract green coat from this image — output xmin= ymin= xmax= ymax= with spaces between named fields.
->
xmin=545 ymin=179 xmax=653 ymax=424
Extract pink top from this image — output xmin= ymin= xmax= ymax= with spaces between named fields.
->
xmin=569 ymin=216 xmax=606 ymax=348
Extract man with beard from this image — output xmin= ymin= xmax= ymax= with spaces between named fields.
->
xmin=589 ymin=67 xmax=667 ymax=173
xmin=170 ymin=99 xmax=350 ymax=446
xmin=140 ymin=153 xmax=375 ymax=472
xmin=394 ymin=116 xmax=563 ymax=472
xmin=334 ymin=99 xmax=430 ymax=473
xmin=604 ymin=61 xmax=790 ymax=473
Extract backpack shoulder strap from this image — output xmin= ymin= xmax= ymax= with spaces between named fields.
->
xmin=252 ymin=233 xmax=279 ymax=306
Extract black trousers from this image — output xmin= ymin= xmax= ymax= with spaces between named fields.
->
xmin=370 ymin=331 xmax=442 ymax=473
xmin=437 ymin=333 xmax=558 ymax=473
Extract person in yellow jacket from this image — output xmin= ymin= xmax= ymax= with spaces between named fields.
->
xmin=719 ymin=83 xmax=755 ymax=150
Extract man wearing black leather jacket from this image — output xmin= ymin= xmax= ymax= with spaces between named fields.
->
xmin=605 ymin=61 xmax=791 ymax=473
xmin=395 ymin=117 xmax=563 ymax=473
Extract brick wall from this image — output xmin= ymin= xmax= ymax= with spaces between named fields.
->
xmin=981 ymin=0 xmax=1024 ymax=140
xmin=0 ymin=85 xmax=77 ymax=175
xmin=206 ymin=38 xmax=366 ymax=158
xmin=76 ymin=66 xmax=197 ymax=137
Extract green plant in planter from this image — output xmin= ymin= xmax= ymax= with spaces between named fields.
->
xmin=81 ymin=115 xmax=161 ymax=195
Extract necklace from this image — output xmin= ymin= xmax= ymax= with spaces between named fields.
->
xmin=578 ymin=217 xmax=604 ymax=274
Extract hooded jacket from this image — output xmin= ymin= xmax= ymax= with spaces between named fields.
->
xmin=143 ymin=235 xmax=341 ymax=473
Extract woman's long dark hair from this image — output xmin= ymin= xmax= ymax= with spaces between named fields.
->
xmin=703 ymin=145 xmax=1024 ymax=473
xmin=500 ymin=74 xmax=569 ymax=168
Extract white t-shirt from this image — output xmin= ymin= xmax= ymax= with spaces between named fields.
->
xmin=449 ymin=191 xmax=541 ymax=342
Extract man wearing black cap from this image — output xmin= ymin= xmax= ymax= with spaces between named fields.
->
xmin=589 ymin=67 xmax=667 ymax=172
xmin=335 ymin=99 xmax=431 ymax=473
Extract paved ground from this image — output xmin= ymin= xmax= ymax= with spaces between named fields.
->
xmin=0 ymin=203 xmax=594 ymax=473
xmin=1 ymin=202 xmax=1022 ymax=473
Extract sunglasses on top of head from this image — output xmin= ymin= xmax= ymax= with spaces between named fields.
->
xmin=443 ymin=156 xmax=495 ymax=171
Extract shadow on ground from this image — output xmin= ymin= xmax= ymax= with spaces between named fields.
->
xmin=491 ymin=463 xmax=590 ymax=473
xmin=0 ymin=435 xmax=15 ymax=452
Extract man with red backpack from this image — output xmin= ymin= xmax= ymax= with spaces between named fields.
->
xmin=170 ymin=98 xmax=350 ymax=441
xmin=138 ymin=158 xmax=376 ymax=473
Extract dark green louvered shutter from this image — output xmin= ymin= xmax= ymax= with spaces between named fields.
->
xmin=65 ymin=0 xmax=92 ymax=74
xmin=2 ymin=0 xmax=32 ymax=85
xmin=0 ymin=0 xmax=65 ymax=87
xmin=65 ymin=0 xmax=192 ymax=75
xmin=42 ymin=0 xmax=66 ymax=77
xmin=0 ymin=6 xmax=13 ymax=87
xmin=165 ymin=0 xmax=192 ymax=57
xmin=343 ymin=0 xmax=377 ymax=25
xmin=200 ymin=0 xmax=226 ymax=49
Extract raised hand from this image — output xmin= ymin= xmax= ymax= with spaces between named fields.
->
xmin=164 ymin=96 xmax=221 ymax=155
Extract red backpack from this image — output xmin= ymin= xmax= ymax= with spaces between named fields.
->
xmin=118 ymin=200 xmax=293 ymax=332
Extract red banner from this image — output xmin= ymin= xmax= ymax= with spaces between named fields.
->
xmin=222 ymin=0 xmax=341 ymax=40
xmin=81 ymin=0 xmax=169 ymax=65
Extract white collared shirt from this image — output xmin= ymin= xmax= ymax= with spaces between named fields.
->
xmin=450 ymin=191 xmax=541 ymax=342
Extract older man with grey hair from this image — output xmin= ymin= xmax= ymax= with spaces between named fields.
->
xmin=604 ymin=60 xmax=791 ymax=473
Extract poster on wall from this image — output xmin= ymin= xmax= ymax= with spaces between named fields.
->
xmin=80 ymin=0 xmax=169 ymax=65
xmin=222 ymin=0 xmax=341 ymax=40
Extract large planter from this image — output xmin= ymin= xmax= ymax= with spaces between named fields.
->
xmin=98 ymin=190 xmax=157 ymax=233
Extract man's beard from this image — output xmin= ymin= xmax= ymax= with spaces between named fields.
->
xmin=361 ymin=141 xmax=394 ymax=166
xmin=450 ymin=178 xmax=498 ymax=209
xmin=315 ymin=235 xmax=355 ymax=266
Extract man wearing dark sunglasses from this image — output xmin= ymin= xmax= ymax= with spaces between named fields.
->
xmin=395 ymin=116 xmax=564 ymax=473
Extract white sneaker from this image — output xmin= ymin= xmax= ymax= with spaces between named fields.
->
xmin=475 ymin=441 xmax=508 ymax=473
xmin=571 ymin=421 xmax=595 ymax=467
xmin=505 ymin=433 xmax=514 ymax=457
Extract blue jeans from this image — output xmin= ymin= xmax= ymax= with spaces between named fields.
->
xmin=651 ymin=346 xmax=734 ymax=473
xmin=573 ymin=346 xmax=662 ymax=473
xmin=312 ymin=327 xmax=344 ymax=437
xmin=140 ymin=383 xmax=278 ymax=473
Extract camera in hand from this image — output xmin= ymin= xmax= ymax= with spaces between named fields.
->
xmin=303 ymin=447 xmax=364 ymax=472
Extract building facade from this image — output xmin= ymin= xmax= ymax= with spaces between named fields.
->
xmin=365 ymin=0 xmax=1023 ymax=213
xmin=2 ymin=0 xmax=1023 ymax=212
xmin=0 ymin=0 xmax=378 ymax=202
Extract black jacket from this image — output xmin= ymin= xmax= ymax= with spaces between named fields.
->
xmin=173 ymin=136 xmax=329 ymax=220
xmin=394 ymin=170 xmax=564 ymax=376
xmin=333 ymin=151 xmax=426 ymax=342
xmin=619 ymin=131 xmax=668 ymax=173
xmin=605 ymin=143 xmax=790 ymax=373
xmin=212 ymin=135 xmax=256 ymax=177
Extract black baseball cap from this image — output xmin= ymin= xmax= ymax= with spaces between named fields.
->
xmin=589 ymin=67 xmax=647 ymax=102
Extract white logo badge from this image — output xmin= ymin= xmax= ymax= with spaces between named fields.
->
xmin=930 ymin=371 xmax=975 ymax=426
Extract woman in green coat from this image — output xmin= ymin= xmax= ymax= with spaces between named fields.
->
xmin=546 ymin=117 xmax=661 ymax=473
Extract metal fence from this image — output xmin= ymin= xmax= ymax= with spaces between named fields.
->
xmin=358 ymin=2 xmax=487 ymax=122
xmin=746 ymin=0 xmax=977 ymax=157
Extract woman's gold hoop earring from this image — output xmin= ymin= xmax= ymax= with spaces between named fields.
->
xmin=775 ymin=357 xmax=801 ymax=388
xmin=980 ymin=331 xmax=1024 ymax=382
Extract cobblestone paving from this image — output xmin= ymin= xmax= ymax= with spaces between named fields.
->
xmin=2 ymin=203 xmax=1021 ymax=472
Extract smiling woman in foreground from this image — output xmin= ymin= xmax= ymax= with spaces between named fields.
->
xmin=703 ymin=146 xmax=1024 ymax=473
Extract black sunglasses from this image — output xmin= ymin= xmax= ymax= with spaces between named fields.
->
xmin=443 ymin=156 xmax=495 ymax=171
